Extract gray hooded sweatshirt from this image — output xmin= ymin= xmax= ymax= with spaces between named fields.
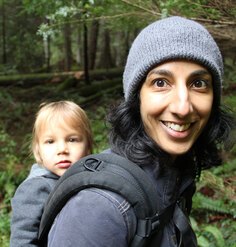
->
xmin=10 ymin=164 xmax=59 ymax=247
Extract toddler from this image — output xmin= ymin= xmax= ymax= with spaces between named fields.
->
xmin=10 ymin=100 xmax=93 ymax=247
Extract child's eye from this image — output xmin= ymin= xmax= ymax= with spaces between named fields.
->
xmin=68 ymin=138 xmax=77 ymax=142
xmin=68 ymin=136 xmax=82 ymax=143
xmin=45 ymin=139 xmax=54 ymax=144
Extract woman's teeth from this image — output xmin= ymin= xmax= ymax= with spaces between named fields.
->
xmin=164 ymin=122 xmax=191 ymax=132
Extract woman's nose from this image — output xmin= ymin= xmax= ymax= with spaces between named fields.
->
xmin=169 ymin=85 xmax=193 ymax=117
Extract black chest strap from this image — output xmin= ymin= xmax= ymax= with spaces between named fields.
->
xmin=173 ymin=201 xmax=198 ymax=247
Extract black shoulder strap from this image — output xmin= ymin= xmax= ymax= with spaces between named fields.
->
xmin=39 ymin=153 xmax=166 ymax=246
xmin=39 ymin=153 xmax=198 ymax=247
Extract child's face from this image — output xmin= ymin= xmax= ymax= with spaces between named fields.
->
xmin=38 ymin=123 xmax=89 ymax=176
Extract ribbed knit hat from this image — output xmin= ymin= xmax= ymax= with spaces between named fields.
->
xmin=123 ymin=16 xmax=223 ymax=105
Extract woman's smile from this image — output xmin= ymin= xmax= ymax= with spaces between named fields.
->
xmin=161 ymin=120 xmax=196 ymax=140
xmin=162 ymin=121 xmax=191 ymax=132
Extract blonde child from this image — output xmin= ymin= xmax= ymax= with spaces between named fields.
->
xmin=10 ymin=100 xmax=93 ymax=247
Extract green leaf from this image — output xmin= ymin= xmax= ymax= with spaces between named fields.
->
xmin=197 ymin=235 xmax=210 ymax=247
xmin=203 ymin=225 xmax=225 ymax=247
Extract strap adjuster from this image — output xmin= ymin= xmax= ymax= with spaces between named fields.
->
xmin=136 ymin=203 xmax=176 ymax=238
xmin=137 ymin=214 xmax=161 ymax=237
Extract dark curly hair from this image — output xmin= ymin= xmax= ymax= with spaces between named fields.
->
xmin=107 ymin=92 xmax=235 ymax=178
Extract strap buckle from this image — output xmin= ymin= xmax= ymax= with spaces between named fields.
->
xmin=83 ymin=158 xmax=103 ymax=172
xmin=136 ymin=202 xmax=176 ymax=238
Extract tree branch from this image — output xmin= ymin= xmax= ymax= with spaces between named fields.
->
xmin=120 ymin=0 xmax=161 ymax=16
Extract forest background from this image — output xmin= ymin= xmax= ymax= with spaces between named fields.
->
xmin=0 ymin=0 xmax=235 ymax=246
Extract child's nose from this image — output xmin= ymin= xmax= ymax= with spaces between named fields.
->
xmin=57 ymin=142 xmax=69 ymax=154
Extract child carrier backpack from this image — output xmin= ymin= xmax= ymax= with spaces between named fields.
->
xmin=38 ymin=153 xmax=197 ymax=247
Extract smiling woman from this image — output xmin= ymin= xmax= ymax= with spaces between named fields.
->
xmin=140 ymin=61 xmax=213 ymax=156
xmin=46 ymin=17 xmax=235 ymax=247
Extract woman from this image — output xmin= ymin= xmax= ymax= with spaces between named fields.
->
xmin=47 ymin=16 xmax=234 ymax=247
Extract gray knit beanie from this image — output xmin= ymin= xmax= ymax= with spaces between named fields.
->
xmin=123 ymin=16 xmax=223 ymax=105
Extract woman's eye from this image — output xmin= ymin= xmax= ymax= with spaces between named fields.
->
xmin=153 ymin=79 xmax=168 ymax=87
xmin=192 ymin=79 xmax=208 ymax=88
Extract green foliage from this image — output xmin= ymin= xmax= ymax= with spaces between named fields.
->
xmin=193 ymin=193 xmax=235 ymax=217
xmin=191 ymin=217 xmax=236 ymax=247
xmin=3 ymin=0 xmax=236 ymax=73
xmin=0 ymin=124 xmax=18 ymax=170
xmin=89 ymin=105 xmax=109 ymax=153
xmin=191 ymin=217 xmax=226 ymax=247
xmin=0 ymin=90 xmax=13 ymax=106
xmin=158 ymin=0 xmax=234 ymax=19
xmin=224 ymin=58 xmax=236 ymax=94
xmin=0 ymin=208 xmax=11 ymax=247
xmin=0 ymin=124 xmax=25 ymax=247
xmin=191 ymin=159 xmax=236 ymax=247
xmin=204 ymin=225 xmax=225 ymax=247
xmin=37 ymin=1 xmax=94 ymax=40
xmin=37 ymin=4 xmax=82 ymax=40
xmin=212 ymin=159 xmax=236 ymax=176
xmin=198 ymin=170 xmax=235 ymax=200
xmin=193 ymin=162 xmax=236 ymax=217
xmin=0 ymin=64 xmax=18 ymax=76
xmin=224 ymin=95 xmax=236 ymax=112
xmin=0 ymin=123 xmax=27 ymax=199
xmin=36 ymin=0 xmax=155 ymax=40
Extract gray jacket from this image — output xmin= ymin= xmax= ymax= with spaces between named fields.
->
xmin=47 ymin=161 xmax=195 ymax=247
xmin=10 ymin=164 xmax=59 ymax=247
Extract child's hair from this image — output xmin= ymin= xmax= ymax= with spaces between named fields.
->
xmin=31 ymin=100 xmax=93 ymax=165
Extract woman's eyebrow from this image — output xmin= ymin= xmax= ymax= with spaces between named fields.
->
xmin=190 ymin=69 xmax=211 ymax=77
xmin=147 ymin=68 xmax=211 ymax=79
xmin=148 ymin=69 xmax=173 ymax=77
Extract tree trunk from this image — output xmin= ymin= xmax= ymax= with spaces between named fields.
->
xmin=88 ymin=20 xmax=99 ymax=70
xmin=42 ymin=19 xmax=51 ymax=72
xmin=76 ymin=27 xmax=82 ymax=67
xmin=124 ymin=30 xmax=130 ymax=64
xmin=83 ymin=21 xmax=90 ymax=84
xmin=113 ymin=31 xmax=130 ymax=67
xmin=63 ymin=23 xmax=72 ymax=71
xmin=1 ymin=0 xmax=7 ymax=64
xmin=98 ymin=27 xmax=114 ymax=69
xmin=43 ymin=38 xmax=50 ymax=72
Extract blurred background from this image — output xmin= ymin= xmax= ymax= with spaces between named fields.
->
xmin=0 ymin=1 xmax=235 ymax=246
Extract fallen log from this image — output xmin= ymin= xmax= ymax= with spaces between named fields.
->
xmin=0 ymin=68 xmax=123 ymax=87
xmin=76 ymin=78 xmax=122 ymax=97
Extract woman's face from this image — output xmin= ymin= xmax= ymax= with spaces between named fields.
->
xmin=140 ymin=60 xmax=213 ymax=157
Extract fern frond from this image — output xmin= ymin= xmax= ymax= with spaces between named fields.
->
xmin=193 ymin=193 xmax=234 ymax=216
xmin=197 ymin=235 xmax=210 ymax=247
xmin=203 ymin=225 xmax=225 ymax=247
xmin=212 ymin=160 xmax=236 ymax=176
